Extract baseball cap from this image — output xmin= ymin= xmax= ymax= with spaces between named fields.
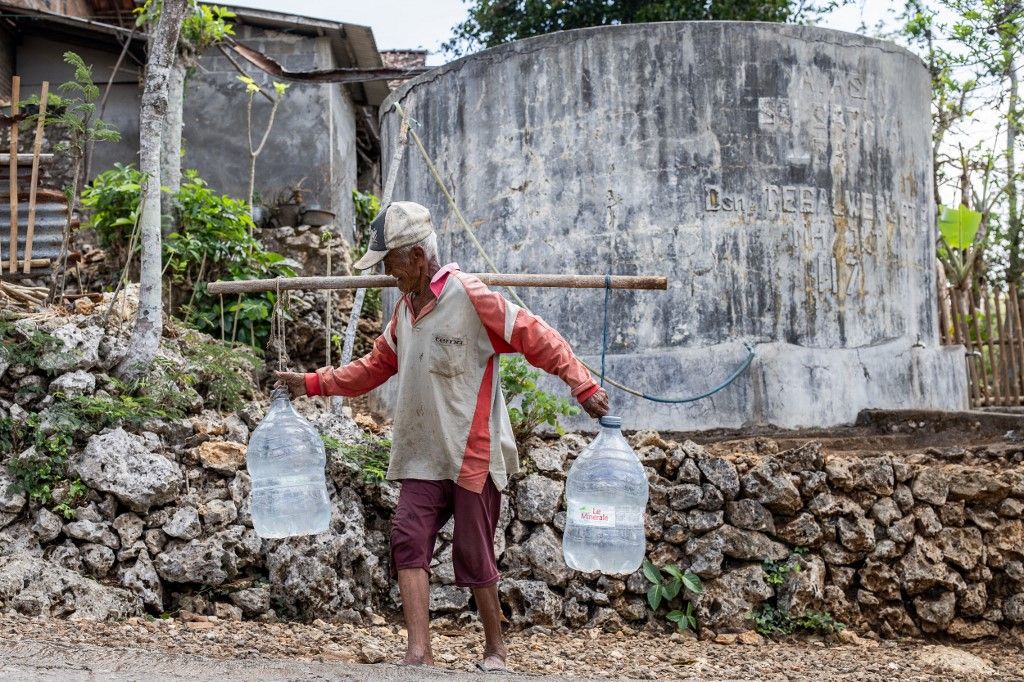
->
xmin=353 ymin=201 xmax=434 ymax=270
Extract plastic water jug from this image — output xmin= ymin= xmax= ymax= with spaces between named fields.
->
xmin=562 ymin=415 xmax=649 ymax=574
xmin=247 ymin=388 xmax=331 ymax=538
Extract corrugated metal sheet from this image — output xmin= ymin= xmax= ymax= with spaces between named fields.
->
xmin=0 ymin=190 xmax=69 ymax=272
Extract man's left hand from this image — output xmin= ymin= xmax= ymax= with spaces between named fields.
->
xmin=581 ymin=388 xmax=610 ymax=418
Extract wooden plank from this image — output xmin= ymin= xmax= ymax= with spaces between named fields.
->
xmin=967 ymin=285 xmax=988 ymax=406
xmin=0 ymin=153 xmax=54 ymax=164
xmin=949 ymin=290 xmax=979 ymax=406
xmin=22 ymin=81 xmax=47 ymax=273
xmin=1012 ymin=285 xmax=1024 ymax=406
xmin=207 ymin=273 xmax=671 ymax=295
xmin=981 ymin=287 xmax=1003 ymax=406
xmin=994 ymin=288 xmax=1016 ymax=406
xmin=7 ymin=75 xmax=18 ymax=273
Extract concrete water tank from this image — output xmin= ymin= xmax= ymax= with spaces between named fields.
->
xmin=378 ymin=22 xmax=968 ymax=431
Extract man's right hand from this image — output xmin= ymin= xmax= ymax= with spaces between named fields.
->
xmin=274 ymin=371 xmax=307 ymax=399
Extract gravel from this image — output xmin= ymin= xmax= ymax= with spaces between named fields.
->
xmin=1 ymin=614 xmax=1021 ymax=681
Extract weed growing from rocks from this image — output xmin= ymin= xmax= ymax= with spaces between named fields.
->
xmin=500 ymin=355 xmax=580 ymax=446
xmin=322 ymin=433 xmax=391 ymax=482
xmin=750 ymin=603 xmax=845 ymax=636
xmin=642 ymin=559 xmax=703 ymax=632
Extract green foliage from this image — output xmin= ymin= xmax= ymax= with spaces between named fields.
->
xmin=176 ymin=334 xmax=262 ymax=412
xmin=940 ymin=204 xmax=985 ymax=250
xmin=500 ymin=355 xmax=580 ymax=445
xmin=352 ymin=189 xmax=382 ymax=251
xmin=82 ymin=165 xmax=294 ymax=345
xmin=762 ymin=557 xmax=802 ymax=586
xmin=0 ymin=318 xmax=62 ymax=370
xmin=53 ymin=480 xmax=88 ymax=520
xmin=750 ymin=604 xmax=845 ymax=636
xmin=135 ymin=1 xmax=236 ymax=54
xmin=324 ymin=433 xmax=391 ymax=482
xmin=642 ymin=559 xmax=703 ymax=631
xmin=43 ymin=52 xmax=121 ymax=159
xmin=443 ymin=0 xmax=847 ymax=56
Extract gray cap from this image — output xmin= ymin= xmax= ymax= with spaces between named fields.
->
xmin=353 ymin=201 xmax=434 ymax=270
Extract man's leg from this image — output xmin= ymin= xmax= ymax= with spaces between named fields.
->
xmin=390 ymin=480 xmax=451 ymax=666
xmin=452 ymin=477 xmax=506 ymax=671
xmin=398 ymin=568 xmax=433 ymax=665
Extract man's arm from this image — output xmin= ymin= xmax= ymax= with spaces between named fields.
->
xmin=275 ymin=309 xmax=399 ymax=398
xmin=456 ymin=272 xmax=603 ymax=405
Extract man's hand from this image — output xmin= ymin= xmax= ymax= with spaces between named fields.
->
xmin=581 ymin=388 xmax=610 ymax=419
xmin=274 ymin=371 xmax=307 ymax=399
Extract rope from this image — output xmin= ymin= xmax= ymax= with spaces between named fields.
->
xmin=271 ymin=277 xmax=290 ymax=372
xmin=400 ymin=110 xmax=756 ymax=404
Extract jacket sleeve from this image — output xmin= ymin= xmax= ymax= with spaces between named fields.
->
xmin=305 ymin=305 xmax=399 ymax=398
xmin=456 ymin=272 xmax=601 ymax=404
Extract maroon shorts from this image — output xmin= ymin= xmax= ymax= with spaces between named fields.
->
xmin=389 ymin=477 xmax=501 ymax=588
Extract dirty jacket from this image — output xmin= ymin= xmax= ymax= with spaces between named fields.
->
xmin=304 ymin=265 xmax=599 ymax=493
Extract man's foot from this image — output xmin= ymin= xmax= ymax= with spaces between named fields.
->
xmin=397 ymin=652 xmax=434 ymax=666
xmin=475 ymin=647 xmax=508 ymax=673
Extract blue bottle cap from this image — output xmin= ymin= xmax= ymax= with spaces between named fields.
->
xmin=599 ymin=415 xmax=622 ymax=428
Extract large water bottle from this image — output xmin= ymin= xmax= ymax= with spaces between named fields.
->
xmin=247 ymin=388 xmax=331 ymax=538
xmin=562 ymin=415 xmax=649 ymax=574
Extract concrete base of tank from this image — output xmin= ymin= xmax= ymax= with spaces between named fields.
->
xmin=536 ymin=339 xmax=968 ymax=432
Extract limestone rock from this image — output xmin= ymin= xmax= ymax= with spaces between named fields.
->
xmin=229 ymin=471 xmax=252 ymax=528
xmin=741 ymin=459 xmax=801 ymax=513
xmin=725 ymin=499 xmax=775 ymax=534
xmin=698 ymin=483 xmax=725 ymax=511
xmin=914 ymin=591 xmax=956 ymax=631
xmin=897 ymin=538 xmax=964 ymax=596
xmin=838 ymin=517 xmax=876 ymax=552
xmin=163 ymin=507 xmax=201 ymax=540
xmin=0 ymin=468 xmax=26 ymax=513
xmin=49 ymin=370 xmax=96 ymax=396
xmin=1003 ymin=592 xmax=1024 ymax=623
xmin=696 ymin=564 xmax=773 ymax=632
xmin=201 ymin=499 xmax=238 ymax=529
xmin=500 ymin=579 xmax=563 ymax=627
xmin=522 ymin=525 xmax=571 ymax=587
xmin=0 ymin=554 xmax=141 ymax=619
xmin=776 ymin=513 xmax=822 ymax=547
xmin=959 ymin=582 xmax=987 ymax=617
xmin=63 ymin=520 xmax=119 ymax=549
xmin=826 ymin=456 xmax=894 ymax=496
xmin=37 ymin=323 xmax=103 ymax=372
xmin=514 ymin=474 xmax=563 ymax=523
xmin=988 ymin=520 xmax=1024 ymax=555
xmin=948 ymin=467 xmax=1009 ymax=504
xmin=71 ymin=428 xmax=183 ymax=513
xmin=196 ymin=441 xmax=247 ymax=475
xmin=778 ymin=443 xmax=823 ymax=472
xmin=156 ymin=525 xmax=261 ymax=586
xmin=914 ymin=505 xmax=942 ymax=537
xmin=858 ymin=560 xmax=901 ymax=600
xmin=668 ymin=484 xmax=703 ymax=511
xmin=911 ymin=469 xmax=949 ymax=506
xmin=686 ymin=510 xmax=724 ymax=533
xmin=871 ymin=497 xmax=902 ymax=526
xmin=936 ymin=527 xmax=984 ymax=571
xmin=214 ymin=602 xmax=243 ymax=621
xmin=229 ymin=585 xmax=270 ymax=617
xmin=946 ymin=618 xmax=1000 ymax=640
xmin=429 ymin=585 xmax=471 ymax=612
xmin=112 ymin=513 xmax=145 ymax=548
xmin=695 ymin=452 xmax=740 ymax=499
xmin=31 ymin=508 xmax=63 ymax=543
xmin=120 ymin=549 xmax=163 ymax=610
xmin=776 ymin=553 xmax=826 ymax=616
xmin=81 ymin=543 xmax=116 ymax=578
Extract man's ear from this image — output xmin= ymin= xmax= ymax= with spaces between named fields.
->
xmin=410 ymin=245 xmax=426 ymax=265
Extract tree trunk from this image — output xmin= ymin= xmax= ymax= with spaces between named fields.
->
xmin=118 ymin=0 xmax=187 ymax=380
xmin=1007 ymin=53 xmax=1021 ymax=283
xmin=160 ymin=55 xmax=187 ymax=223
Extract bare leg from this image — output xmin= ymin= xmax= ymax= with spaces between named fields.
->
xmin=398 ymin=568 xmax=434 ymax=665
xmin=472 ymin=583 xmax=508 ymax=671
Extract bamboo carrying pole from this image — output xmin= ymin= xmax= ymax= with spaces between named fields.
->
xmin=23 ymin=81 xmax=48 ymax=273
xmin=207 ymin=273 xmax=668 ymax=296
xmin=8 ymin=75 xmax=19 ymax=273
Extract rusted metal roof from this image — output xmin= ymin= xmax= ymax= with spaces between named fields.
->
xmin=0 ymin=189 xmax=69 ymax=275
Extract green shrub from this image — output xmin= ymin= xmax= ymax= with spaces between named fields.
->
xmin=80 ymin=165 xmax=294 ymax=345
xmin=642 ymin=560 xmax=703 ymax=632
xmin=500 ymin=355 xmax=580 ymax=445
xmin=0 ymin=318 xmax=63 ymax=371
xmin=323 ymin=433 xmax=391 ymax=482
xmin=750 ymin=604 xmax=845 ymax=636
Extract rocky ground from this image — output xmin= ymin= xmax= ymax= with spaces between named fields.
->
xmin=0 ymin=613 xmax=1021 ymax=681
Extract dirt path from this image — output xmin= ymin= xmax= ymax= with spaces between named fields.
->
xmin=1 ymin=614 xmax=1022 ymax=681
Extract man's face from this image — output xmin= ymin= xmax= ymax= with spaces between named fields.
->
xmin=383 ymin=248 xmax=424 ymax=294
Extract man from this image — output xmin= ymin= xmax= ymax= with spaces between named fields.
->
xmin=275 ymin=201 xmax=609 ymax=671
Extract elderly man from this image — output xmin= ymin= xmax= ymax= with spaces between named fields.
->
xmin=275 ymin=201 xmax=609 ymax=671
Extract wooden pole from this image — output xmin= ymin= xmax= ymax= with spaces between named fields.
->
xmin=981 ymin=287 xmax=1001 ymax=406
xmin=207 ymin=273 xmax=669 ymax=296
xmin=949 ymin=290 xmax=978 ymax=407
xmin=8 ymin=75 xmax=19 ymax=273
xmin=23 ymin=81 xmax=47 ymax=273
xmin=966 ymin=284 xmax=988 ymax=406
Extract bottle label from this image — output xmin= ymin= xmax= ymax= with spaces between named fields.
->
xmin=571 ymin=502 xmax=616 ymax=527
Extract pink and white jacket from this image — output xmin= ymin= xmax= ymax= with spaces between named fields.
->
xmin=305 ymin=264 xmax=600 ymax=493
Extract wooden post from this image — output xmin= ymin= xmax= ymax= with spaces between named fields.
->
xmin=966 ymin=284 xmax=988 ymax=406
xmin=207 ymin=272 xmax=669 ymax=295
xmin=8 ymin=75 xmax=19 ymax=273
xmin=994 ymin=289 xmax=1016 ymax=406
xmin=23 ymin=81 xmax=48 ymax=273
xmin=981 ymin=287 xmax=1002 ymax=406
xmin=949 ymin=290 xmax=978 ymax=407
xmin=1011 ymin=285 xmax=1024 ymax=405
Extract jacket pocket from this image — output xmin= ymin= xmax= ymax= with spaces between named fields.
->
xmin=428 ymin=333 xmax=467 ymax=378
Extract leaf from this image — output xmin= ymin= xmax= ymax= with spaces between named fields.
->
xmin=665 ymin=610 xmax=684 ymax=623
xmin=938 ymin=204 xmax=983 ymax=249
xmin=646 ymin=584 xmax=662 ymax=611
xmin=641 ymin=559 xmax=661 ymax=585
xmin=663 ymin=565 xmax=684 ymax=580
xmin=662 ymin=579 xmax=681 ymax=601
xmin=681 ymin=572 xmax=703 ymax=594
